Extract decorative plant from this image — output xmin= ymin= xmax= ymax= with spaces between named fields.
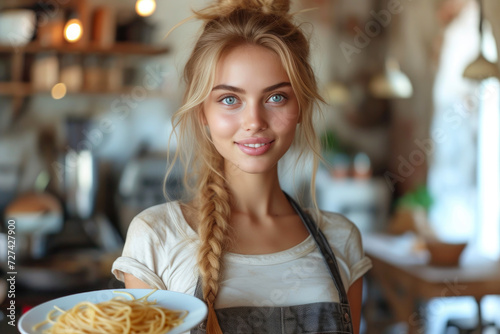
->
xmin=320 ymin=129 xmax=341 ymax=156
xmin=395 ymin=185 xmax=433 ymax=211
xmin=390 ymin=185 xmax=436 ymax=240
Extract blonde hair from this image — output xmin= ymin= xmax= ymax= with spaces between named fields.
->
xmin=166 ymin=1 xmax=323 ymax=332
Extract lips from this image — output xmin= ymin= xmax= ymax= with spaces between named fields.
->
xmin=235 ymin=138 xmax=274 ymax=156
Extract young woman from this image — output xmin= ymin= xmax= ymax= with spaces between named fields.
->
xmin=112 ymin=1 xmax=372 ymax=333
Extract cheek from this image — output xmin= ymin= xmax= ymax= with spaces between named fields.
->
xmin=271 ymin=109 xmax=299 ymax=132
xmin=207 ymin=114 xmax=239 ymax=140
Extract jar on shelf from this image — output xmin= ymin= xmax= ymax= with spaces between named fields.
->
xmin=31 ymin=52 xmax=59 ymax=92
xmin=60 ymin=54 xmax=83 ymax=92
xmin=83 ymin=54 xmax=103 ymax=92
xmin=102 ymin=56 xmax=123 ymax=92
xmin=37 ymin=11 xmax=64 ymax=47
xmin=353 ymin=152 xmax=372 ymax=179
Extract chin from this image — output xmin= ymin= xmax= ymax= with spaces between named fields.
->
xmin=228 ymin=161 xmax=278 ymax=175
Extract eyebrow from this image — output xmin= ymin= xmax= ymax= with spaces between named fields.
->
xmin=211 ymin=82 xmax=291 ymax=94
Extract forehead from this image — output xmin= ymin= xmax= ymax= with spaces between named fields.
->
xmin=214 ymin=44 xmax=290 ymax=88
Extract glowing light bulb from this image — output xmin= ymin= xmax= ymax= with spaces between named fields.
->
xmin=64 ymin=18 xmax=83 ymax=43
xmin=136 ymin=0 xmax=156 ymax=17
xmin=51 ymin=83 xmax=67 ymax=99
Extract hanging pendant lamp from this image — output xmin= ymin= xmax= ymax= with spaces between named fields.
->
xmin=369 ymin=57 xmax=413 ymax=99
xmin=463 ymin=0 xmax=500 ymax=80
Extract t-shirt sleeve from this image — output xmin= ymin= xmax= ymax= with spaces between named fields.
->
xmin=111 ymin=217 xmax=168 ymax=290
xmin=344 ymin=223 xmax=372 ymax=287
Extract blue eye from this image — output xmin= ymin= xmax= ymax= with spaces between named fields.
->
xmin=268 ymin=94 xmax=285 ymax=103
xmin=222 ymin=96 xmax=237 ymax=105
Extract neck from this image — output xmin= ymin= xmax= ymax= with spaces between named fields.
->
xmin=224 ymin=164 xmax=294 ymax=217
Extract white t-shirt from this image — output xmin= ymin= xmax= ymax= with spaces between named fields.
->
xmin=112 ymin=201 xmax=372 ymax=309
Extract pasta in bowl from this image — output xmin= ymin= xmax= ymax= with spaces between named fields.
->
xmin=19 ymin=289 xmax=208 ymax=334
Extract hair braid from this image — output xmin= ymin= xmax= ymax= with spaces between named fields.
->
xmin=196 ymin=156 xmax=231 ymax=334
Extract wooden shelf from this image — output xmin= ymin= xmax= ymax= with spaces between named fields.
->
xmin=0 ymin=82 xmax=31 ymax=97
xmin=0 ymin=0 xmax=170 ymax=122
xmin=0 ymin=42 xmax=170 ymax=56
xmin=1 ymin=0 xmax=38 ymax=8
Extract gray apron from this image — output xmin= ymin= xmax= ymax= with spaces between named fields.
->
xmin=191 ymin=194 xmax=353 ymax=334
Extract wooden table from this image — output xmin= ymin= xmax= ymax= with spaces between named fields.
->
xmin=364 ymin=234 xmax=500 ymax=333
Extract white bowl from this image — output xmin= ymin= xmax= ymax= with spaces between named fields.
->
xmin=19 ymin=289 xmax=208 ymax=334
xmin=0 ymin=10 xmax=36 ymax=46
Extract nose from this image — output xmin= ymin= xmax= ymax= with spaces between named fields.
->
xmin=242 ymin=102 xmax=267 ymax=131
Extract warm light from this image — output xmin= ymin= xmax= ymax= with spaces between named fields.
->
xmin=51 ymin=83 xmax=67 ymax=99
xmin=64 ymin=18 xmax=83 ymax=43
xmin=136 ymin=0 xmax=156 ymax=17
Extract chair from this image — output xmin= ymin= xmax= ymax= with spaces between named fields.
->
xmin=445 ymin=297 xmax=499 ymax=334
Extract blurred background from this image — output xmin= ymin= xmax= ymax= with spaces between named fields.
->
xmin=0 ymin=0 xmax=499 ymax=333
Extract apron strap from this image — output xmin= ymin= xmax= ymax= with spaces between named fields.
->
xmin=285 ymin=193 xmax=350 ymax=305
xmin=194 ymin=274 xmax=203 ymax=299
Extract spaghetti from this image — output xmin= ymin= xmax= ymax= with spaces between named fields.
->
xmin=33 ymin=290 xmax=188 ymax=334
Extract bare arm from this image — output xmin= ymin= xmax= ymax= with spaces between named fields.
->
xmin=347 ymin=277 xmax=363 ymax=334
xmin=124 ymin=273 xmax=154 ymax=289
